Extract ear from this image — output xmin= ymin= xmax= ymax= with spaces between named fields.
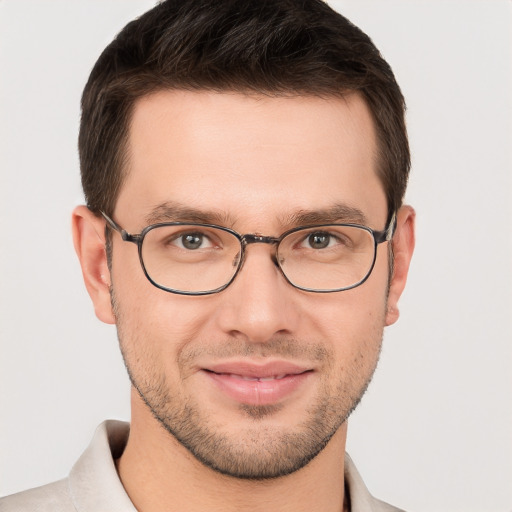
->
xmin=385 ymin=205 xmax=415 ymax=326
xmin=72 ymin=205 xmax=115 ymax=324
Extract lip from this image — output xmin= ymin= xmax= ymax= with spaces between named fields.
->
xmin=201 ymin=361 xmax=313 ymax=406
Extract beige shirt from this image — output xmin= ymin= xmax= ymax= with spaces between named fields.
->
xmin=0 ymin=420 xmax=405 ymax=512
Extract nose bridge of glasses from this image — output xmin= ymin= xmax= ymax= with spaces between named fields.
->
xmin=238 ymin=234 xmax=281 ymax=269
xmin=242 ymin=234 xmax=280 ymax=246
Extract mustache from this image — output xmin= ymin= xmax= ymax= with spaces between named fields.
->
xmin=178 ymin=336 xmax=330 ymax=363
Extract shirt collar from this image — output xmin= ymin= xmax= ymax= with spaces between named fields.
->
xmin=68 ymin=420 xmax=393 ymax=512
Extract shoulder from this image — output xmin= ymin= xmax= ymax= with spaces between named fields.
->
xmin=0 ymin=479 xmax=75 ymax=511
xmin=345 ymin=453 xmax=406 ymax=512
xmin=369 ymin=498 xmax=406 ymax=512
xmin=0 ymin=421 xmax=134 ymax=512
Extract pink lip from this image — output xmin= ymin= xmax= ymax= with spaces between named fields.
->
xmin=202 ymin=361 xmax=313 ymax=406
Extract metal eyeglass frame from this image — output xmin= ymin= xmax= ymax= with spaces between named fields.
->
xmin=101 ymin=211 xmax=396 ymax=295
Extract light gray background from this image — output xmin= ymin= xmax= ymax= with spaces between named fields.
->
xmin=1 ymin=1 xmax=511 ymax=511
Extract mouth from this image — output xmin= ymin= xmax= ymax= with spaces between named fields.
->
xmin=201 ymin=362 xmax=313 ymax=406
xmin=215 ymin=373 xmax=291 ymax=381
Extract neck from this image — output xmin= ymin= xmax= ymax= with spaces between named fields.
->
xmin=116 ymin=390 xmax=349 ymax=512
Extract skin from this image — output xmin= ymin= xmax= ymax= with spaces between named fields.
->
xmin=72 ymin=90 xmax=415 ymax=512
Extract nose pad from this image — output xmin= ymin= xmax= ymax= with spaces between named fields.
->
xmin=232 ymin=251 xmax=242 ymax=268
xmin=233 ymin=241 xmax=281 ymax=274
xmin=270 ymin=252 xmax=280 ymax=267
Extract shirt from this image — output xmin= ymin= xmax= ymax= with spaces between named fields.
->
xmin=0 ymin=420 xmax=405 ymax=511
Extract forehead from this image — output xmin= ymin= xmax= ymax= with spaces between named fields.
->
xmin=116 ymin=90 xmax=387 ymax=229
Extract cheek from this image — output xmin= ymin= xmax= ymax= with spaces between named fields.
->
xmin=309 ymin=278 xmax=388 ymax=336
xmin=112 ymin=244 xmax=210 ymax=330
xmin=112 ymin=273 xmax=221 ymax=379
xmin=304 ymin=277 xmax=388 ymax=364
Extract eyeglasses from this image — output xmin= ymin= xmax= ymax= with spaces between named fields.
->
xmin=101 ymin=211 xmax=396 ymax=295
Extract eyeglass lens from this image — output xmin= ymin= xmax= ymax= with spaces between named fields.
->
xmin=140 ymin=224 xmax=376 ymax=293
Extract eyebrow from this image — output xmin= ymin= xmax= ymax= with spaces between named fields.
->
xmin=282 ymin=204 xmax=368 ymax=227
xmin=144 ymin=201 xmax=233 ymax=226
xmin=144 ymin=201 xmax=368 ymax=229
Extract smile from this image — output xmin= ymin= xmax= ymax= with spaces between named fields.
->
xmin=222 ymin=373 xmax=289 ymax=381
xmin=201 ymin=363 xmax=313 ymax=406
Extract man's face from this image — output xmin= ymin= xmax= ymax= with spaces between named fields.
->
xmin=107 ymin=90 xmax=395 ymax=478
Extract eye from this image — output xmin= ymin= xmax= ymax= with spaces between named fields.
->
xmin=304 ymin=232 xmax=337 ymax=250
xmin=174 ymin=232 xmax=213 ymax=250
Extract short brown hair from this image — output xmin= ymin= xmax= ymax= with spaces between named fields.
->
xmin=79 ymin=0 xmax=410 ymax=219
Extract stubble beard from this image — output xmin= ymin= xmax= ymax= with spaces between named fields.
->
xmin=112 ymin=290 xmax=383 ymax=480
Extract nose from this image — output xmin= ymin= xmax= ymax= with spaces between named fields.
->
xmin=213 ymin=244 xmax=300 ymax=343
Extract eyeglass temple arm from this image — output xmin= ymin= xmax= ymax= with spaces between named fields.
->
xmin=100 ymin=211 xmax=140 ymax=244
xmin=374 ymin=211 xmax=397 ymax=244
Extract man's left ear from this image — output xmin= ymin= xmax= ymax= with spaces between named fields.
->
xmin=385 ymin=205 xmax=415 ymax=326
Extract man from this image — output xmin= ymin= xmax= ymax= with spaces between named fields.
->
xmin=1 ymin=0 xmax=414 ymax=510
